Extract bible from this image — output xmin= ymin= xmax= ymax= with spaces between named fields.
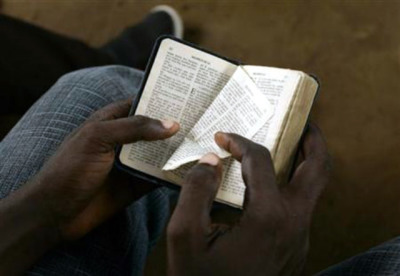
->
xmin=116 ymin=36 xmax=319 ymax=208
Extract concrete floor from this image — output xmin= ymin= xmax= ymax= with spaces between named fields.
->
xmin=2 ymin=0 xmax=400 ymax=275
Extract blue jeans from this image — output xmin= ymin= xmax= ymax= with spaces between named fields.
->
xmin=0 ymin=65 xmax=399 ymax=275
xmin=0 ymin=66 xmax=169 ymax=275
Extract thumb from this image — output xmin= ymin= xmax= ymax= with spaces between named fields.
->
xmin=100 ymin=115 xmax=180 ymax=145
xmin=77 ymin=115 xmax=180 ymax=152
xmin=168 ymin=153 xmax=222 ymax=242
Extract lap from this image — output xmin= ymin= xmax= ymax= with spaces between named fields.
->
xmin=316 ymin=238 xmax=400 ymax=276
xmin=7 ymin=65 xmax=400 ymax=276
xmin=0 ymin=65 xmax=170 ymax=275
xmin=0 ymin=65 xmax=141 ymax=197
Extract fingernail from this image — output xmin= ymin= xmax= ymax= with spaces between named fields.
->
xmin=199 ymin=153 xmax=220 ymax=166
xmin=161 ymin=119 xmax=175 ymax=129
xmin=215 ymin=131 xmax=227 ymax=138
xmin=214 ymin=132 xmax=226 ymax=143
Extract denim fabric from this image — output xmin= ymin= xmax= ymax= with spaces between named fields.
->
xmin=315 ymin=236 xmax=400 ymax=276
xmin=0 ymin=66 xmax=170 ymax=276
xmin=1 ymin=65 xmax=400 ymax=276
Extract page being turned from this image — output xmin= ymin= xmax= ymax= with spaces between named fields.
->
xmin=162 ymin=67 xmax=273 ymax=171
xmin=243 ymin=66 xmax=301 ymax=150
xmin=119 ymin=38 xmax=238 ymax=181
xmin=216 ymin=66 xmax=302 ymax=207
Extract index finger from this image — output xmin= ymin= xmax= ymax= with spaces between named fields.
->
xmin=284 ymin=123 xmax=330 ymax=219
xmin=168 ymin=153 xmax=223 ymax=248
xmin=215 ymin=132 xmax=279 ymax=208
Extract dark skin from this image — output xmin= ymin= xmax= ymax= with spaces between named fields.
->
xmin=167 ymin=126 xmax=330 ymax=276
xmin=0 ymin=99 xmax=329 ymax=275
xmin=0 ymin=98 xmax=180 ymax=275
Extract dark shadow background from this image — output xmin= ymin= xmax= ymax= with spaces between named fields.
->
xmin=1 ymin=0 xmax=400 ymax=275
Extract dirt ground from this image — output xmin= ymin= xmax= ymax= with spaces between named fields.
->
xmin=2 ymin=0 xmax=400 ymax=275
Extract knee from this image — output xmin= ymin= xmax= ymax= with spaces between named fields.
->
xmin=53 ymin=65 xmax=144 ymax=102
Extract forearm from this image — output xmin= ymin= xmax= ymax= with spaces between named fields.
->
xmin=0 ymin=184 xmax=59 ymax=275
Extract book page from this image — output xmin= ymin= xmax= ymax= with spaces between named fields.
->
xmin=243 ymin=66 xmax=302 ymax=150
xmin=272 ymin=76 xmax=318 ymax=184
xmin=216 ymin=66 xmax=302 ymax=207
xmin=119 ymin=38 xmax=238 ymax=180
xmin=162 ymin=67 xmax=273 ymax=171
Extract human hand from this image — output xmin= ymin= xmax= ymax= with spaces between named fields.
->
xmin=167 ymin=124 xmax=330 ymax=276
xmin=28 ymin=98 xmax=179 ymax=241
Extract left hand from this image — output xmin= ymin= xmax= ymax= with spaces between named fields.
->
xmin=27 ymin=98 xmax=180 ymax=241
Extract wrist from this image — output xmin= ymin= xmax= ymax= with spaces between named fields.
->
xmin=2 ymin=181 xmax=61 ymax=244
xmin=0 ymin=181 xmax=61 ymax=274
xmin=20 ymin=181 xmax=62 ymax=245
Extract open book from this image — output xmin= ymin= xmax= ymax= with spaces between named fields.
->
xmin=117 ymin=37 xmax=319 ymax=208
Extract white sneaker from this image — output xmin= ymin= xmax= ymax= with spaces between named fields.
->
xmin=151 ymin=5 xmax=184 ymax=39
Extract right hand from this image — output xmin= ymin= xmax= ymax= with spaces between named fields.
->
xmin=167 ymin=124 xmax=330 ymax=276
